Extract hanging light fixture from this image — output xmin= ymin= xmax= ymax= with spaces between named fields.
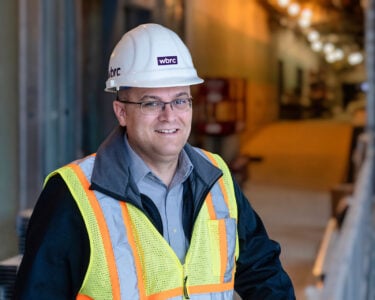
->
xmin=348 ymin=52 xmax=364 ymax=65
xmin=301 ymin=8 xmax=312 ymax=19
xmin=323 ymin=43 xmax=335 ymax=54
xmin=311 ymin=41 xmax=323 ymax=52
xmin=307 ymin=30 xmax=320 ymax=42
xmin=263 ymin=0 xmax=363 ymax=69
xmin=288 ymin=3 xmax=300 ymax=16
xmin=277 ymin=0 xmax=290 ymax=7
xmin=333 ymin=48 xmax=344 ymax=61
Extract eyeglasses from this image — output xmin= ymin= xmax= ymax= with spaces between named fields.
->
xmin=116 ymin=96 xmax=193 ymax=115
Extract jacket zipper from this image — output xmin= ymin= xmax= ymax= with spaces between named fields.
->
xmin=183 ymin=275 xmax=190 ymax=299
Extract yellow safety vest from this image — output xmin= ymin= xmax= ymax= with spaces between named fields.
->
xmin=46 ymin=150 xmax=239 ymax=299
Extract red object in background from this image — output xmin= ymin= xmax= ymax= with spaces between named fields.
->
xmin=194 ymin=78 xmax=247 ymax=136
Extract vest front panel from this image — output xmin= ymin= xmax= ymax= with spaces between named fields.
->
xmin=50 ymin=152 xmax=238 ymax=299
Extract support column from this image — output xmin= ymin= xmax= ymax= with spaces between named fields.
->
xmin=0 ymin=0 xmax=19 ymax=259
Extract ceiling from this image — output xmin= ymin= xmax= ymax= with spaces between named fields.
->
xmin=257 ymin=0 xmax=365 ymax=68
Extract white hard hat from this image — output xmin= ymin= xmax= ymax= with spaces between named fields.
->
xmin=105 ymin=23 xmax=203 ymax=92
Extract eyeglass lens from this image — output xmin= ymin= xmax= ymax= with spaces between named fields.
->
xmin=141 ymin=98 xmax=192 ymax=114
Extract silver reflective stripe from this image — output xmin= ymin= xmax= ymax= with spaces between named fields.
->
xmin=78 ymin=156 xmax=140 ymax=300
xmin=195 ymin=149 xmax=238 ymax=283
xmin=188 ymin=290 xmax=234 ymax=299
xmin=206 ymin=184 xmax=237 ymax=283
xmin=209 ymin=182 xmax=231 ymax=219
xmin=166 ymin=290 xmax=234 ymax=299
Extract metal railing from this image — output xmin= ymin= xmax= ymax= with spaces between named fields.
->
xmin=306 ymin=152 xmax=375 ymax=300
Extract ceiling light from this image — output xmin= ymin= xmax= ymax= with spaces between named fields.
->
xmin=348 ymin=52 xmax=364 ymax=65
xmin=298 ymin=18 xmax=311 ymax=28
xmin=326 ymin=53 xmax=337 ymax=63
xmin=323 ymin=43 xmax=335 ymax=54
xmin=333 ymin=49 xmax=344 ymax=60
xmin=288 ymin=3 xmax=300 ymax=16
xmin=277 ymin=0 xmax=290 ymax=7
xmin=311 ymin=41 xmax=323 ymax=52
xmin=301 ymin=8 xmax=312 ymax=19
xmin=307 ymin=30 xmax=320 ymax=42
xmin=324 ymin=49 xmax=344 ymax=64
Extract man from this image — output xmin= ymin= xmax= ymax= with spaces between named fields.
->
xmin=14 ymin=23 xmax=295 ymax=299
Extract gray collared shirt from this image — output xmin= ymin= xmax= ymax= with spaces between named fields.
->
xmin=124 ymin=136 xmax=193 ymax=262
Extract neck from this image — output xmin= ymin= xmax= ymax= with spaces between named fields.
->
xmin=147 ymin=159 xmax=178 ymax=186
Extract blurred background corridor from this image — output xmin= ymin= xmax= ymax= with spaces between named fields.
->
xmin=1 ymin=0 xmax=374 ymax=299
xmin=240 ymin=120 xmax=353 ymax=299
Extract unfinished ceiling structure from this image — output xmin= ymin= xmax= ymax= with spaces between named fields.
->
xmin=258 ymin=0 xmax=365 ymax=68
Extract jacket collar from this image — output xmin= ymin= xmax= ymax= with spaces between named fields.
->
xmin=90 ymin=126 xmax=222 ymax=202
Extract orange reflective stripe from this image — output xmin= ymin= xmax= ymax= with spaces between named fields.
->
xmin=201 ymin=150 xmax=217 ymax=166
xmin=68 ymin=164 xmax=121 ymax=300
xmin=148 ymin=287 xmax=182 ymax=300
xmin=148 ymin=281 xmax=233 ymax=300
xmin=76 ymin=294 xmax=93 ymax=300
xmin=120 ymin=202 xmax=147 ymax=300
xmin=201 ymin=150 xmax=230 ymax=209
xmin=201 ymin=150 xmax=232 ymax=281
xmin=205 ymin=192 xmax=217 ymax=220
xmin=188 ymin=281 xmax=234 ymax=294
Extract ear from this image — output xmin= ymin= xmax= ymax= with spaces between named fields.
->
xmin=113 ymin=101 xmax=127 ymax=127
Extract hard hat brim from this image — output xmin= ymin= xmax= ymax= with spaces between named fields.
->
xmin=105 ymin=76 xmax=204 ymax=92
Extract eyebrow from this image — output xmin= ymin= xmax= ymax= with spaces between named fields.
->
xmin=139 ymin=92 xmax=190 ymax=102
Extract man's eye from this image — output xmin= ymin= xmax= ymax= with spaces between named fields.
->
xmin=143 ymin=101 xmax=161 ymax=108
xmin=174 ymin=98 xmax=188 ymax=105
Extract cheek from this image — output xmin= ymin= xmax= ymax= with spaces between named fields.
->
xmin=183 ymin=112 xmax=193 ymax=126
xmin=126 ymin=116 xmax=151 ymax=137
xmin=123 ymin=111 xmax=140 ymax=127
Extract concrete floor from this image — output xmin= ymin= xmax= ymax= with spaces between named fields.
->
xmin=239 ymin=119 xmax=354 ymax=299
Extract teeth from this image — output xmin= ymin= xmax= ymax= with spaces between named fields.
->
xmin=157 ymin=129 xmax=177 ymax=133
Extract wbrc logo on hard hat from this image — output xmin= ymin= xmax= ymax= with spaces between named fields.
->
xmin=108 ymin=55 xmax=177 ymax=79
xmin=157 ymin=56 xmax=178 ymax=66
xmin=108 ymin=67 xmax=121 ymax=78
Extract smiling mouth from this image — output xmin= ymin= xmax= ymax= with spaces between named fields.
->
xmin=155 ymin=129 xmax=178 ymax=134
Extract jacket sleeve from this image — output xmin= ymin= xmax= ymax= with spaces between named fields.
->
xmin=233 ymin=180 xmax=296 ymax=300
xmin=14 ymin=175 xmax=90 ymax=300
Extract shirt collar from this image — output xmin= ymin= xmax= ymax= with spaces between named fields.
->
xmin=123 ymin=135 xmax=194 ymax=186
xmin=124 ymin=135 xmax=150 ymax=184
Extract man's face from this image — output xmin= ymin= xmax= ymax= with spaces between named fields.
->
xmin=114 ymin=86 xmax=192 ymax=166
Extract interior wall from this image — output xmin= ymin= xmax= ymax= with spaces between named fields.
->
xmin=0 ymin=0 xmax=19 ymax=259
xmin=276 ymin=29 xmax=321 ymax=108
xmin=277 ymin=29 xmax=320 ymax=90
xmin=185 ymin=1 xmax=327 ymax=153
xmin=185 ymin=0 xmax=279 ymax=146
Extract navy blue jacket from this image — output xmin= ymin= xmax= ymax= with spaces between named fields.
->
xmin=14 ymin=126 xmax=295 ymax=299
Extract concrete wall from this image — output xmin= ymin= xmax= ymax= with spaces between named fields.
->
xmin=0 ymin=0 xmax=19 ymax=259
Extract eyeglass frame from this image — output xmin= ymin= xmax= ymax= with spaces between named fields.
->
xmin=115 ymin=93 xmax=193 ymax=115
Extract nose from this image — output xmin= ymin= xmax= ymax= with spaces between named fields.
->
xmin=158 ymin=102 xmax=175 ymax=120
xmin=160 ymin=102 xmax=174 ymax=111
